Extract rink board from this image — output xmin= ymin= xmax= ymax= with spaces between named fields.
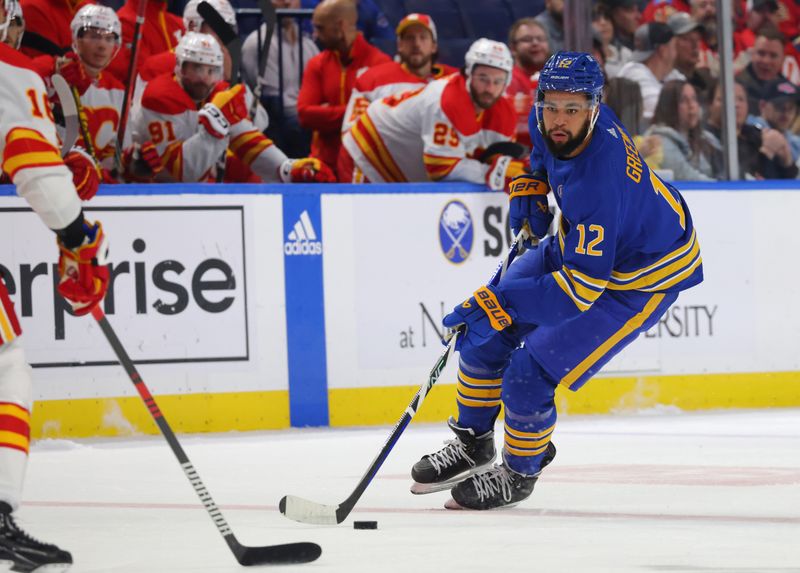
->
xmin=0 ymin=182 xmax=799 ymax=437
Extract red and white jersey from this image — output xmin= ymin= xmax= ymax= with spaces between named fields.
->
xmin=341 ymin=73 xmax=516 ymax=183
xmin=341 ymin=61 xmax=457 ymax=134
xmin=0 ymin=44 xmax=82 ymax=346
xmin=133 ymin=74 xmax=284 ymax=182
xmin=70 ymin=74 xmax=126 ymax=170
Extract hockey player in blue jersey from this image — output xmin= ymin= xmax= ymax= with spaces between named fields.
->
xmin=410 ymin=52 xmax=703 ymax=510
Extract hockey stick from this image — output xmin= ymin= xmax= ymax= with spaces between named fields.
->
xmin=199 ymin=1 xmax=243 ymax=86
xmin=251 ymin=0 xmax=276 ymax=117
xmin=279 ymin=228 xmax=532 ymax=525
xmin=51 ymin=74 xmax=79 ymax=157
xmin=198 ymin=1 xmax=243 ymax=182
xmin=89 ymin=305 xmax=322 ymax=565
xmin=115 ymin=0 xmax=148 ymax=175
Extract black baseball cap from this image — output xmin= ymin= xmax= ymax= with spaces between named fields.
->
xmin=753 ymin=0 xmax=779 ymax=11
xmin=632 ymin=22 xmax=674 ymax=62
xmin=762 ymin=79 xmax=800 ymax=104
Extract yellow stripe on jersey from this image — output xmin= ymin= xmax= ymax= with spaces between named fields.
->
xmin=357 ymin=114 xmax=407 ymax=182
xmin=162 ymin=140 xmax=183 ymax=181
xmin=641 ymin=253 xmax=703 ymax=292
xmin=423 ymin=154 xmax=459 ymax=181
xmin=457 ymin=369 xmax=501 ymax=407
xmin=504 ymin=423 xmax=554 ymax=456
xmin=0 ymin=305 xmax=16 ymax=343
xmin=560 ymin=293 xmax=665 ymax=389
xmin=608 ymin=230 xmax=699 ymax=291
xmin=0 ymin=403 xmax=29 ymax=423
xmin=457 ymin=370 xmax=502 ymax=387
xmin=0 ymin=430 xmax=29 ymax=453
xmin=553 ymin=270 xmax=592 ymax=311
xmin=230 ymin=131 xmax=272 ymax=166
xmin=562 ymin=266 xmax=607 ymax=304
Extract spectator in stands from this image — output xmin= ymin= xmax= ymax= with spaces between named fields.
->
xmin=1 ymin=0 xmax=23 ymax=49
xmin=242 ymin=0 xmax=319 ymax=158
xmin=105 ymin=0 xmax=184 ymax=84
xmin=688 ymin=0 xmax=738 ymax=80
xmin=593 ymin=2 xmax=632 ymax=78
xmin=605 ymin=0 xmax=642 ymax=51
xmin=19 ymin=0 xmax=93 ymax=58
xmin=735 ymin=0 xmax=781 ymax=54
xmin=506 ymin=17 xmax=550 ymax=148
xmin=668 ymin=11 xmax=712 ymax=104
xmin=750 ymin=78 xmax=800 ymax=163
xmin=133 ymin=32 xmax=335 ymax=184
xmin=340 ymin=38 xmax=524 ymax=189
xmin=618 ymin=22 xmax=683 ymax=123
xmin=297 ymin=0 xmax=390 ymax=179
xmin=535 ymin=0 xmax=564 ymax=54
xmin=339 ymin=13 xmax=456 ymax=144
xmin=641 ymin=0 xmax=690 ymax=24
xmin=736 ymin=26 xmax=789 ymax=115
xmin=604 ymin=77 xmax=662 ymax=167
xmin=706 ymin=79 xmax=798 ymax=179
xmin=302 ymin=0 xmax=394 ymax=43
xmin=645 ymin=80 xmax=716 ymax=180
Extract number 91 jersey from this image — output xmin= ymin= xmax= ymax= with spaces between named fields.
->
xmin=341 ymin=73 xmax=516 ymax=184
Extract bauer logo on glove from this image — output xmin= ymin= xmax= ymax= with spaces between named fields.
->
xmin=473 ymin=286 xmax=512 ymax=330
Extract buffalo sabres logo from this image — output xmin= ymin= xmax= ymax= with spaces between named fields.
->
xmin=439 ymin=200 xmax=473 ymax=264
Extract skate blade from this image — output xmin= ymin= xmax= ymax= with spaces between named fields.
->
xmin=410 ymin=479 xmax=463 ymax=495
xmin=31 ymin=563 xmax=71 ymax=572
xmin=444 ymin=498 xmax=521 ymax=511
xmin=410 ymin=459 xmax=496 ymax=495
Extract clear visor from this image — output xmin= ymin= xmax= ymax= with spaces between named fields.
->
xmin=534 ymin=100 xmax=596 ymax=115
xmin=76 ymin=26 xmax=120 ymax=44
xmin=180 ymin=61 xmax=223 ymax=83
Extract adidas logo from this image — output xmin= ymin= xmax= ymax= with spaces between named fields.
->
xmin=284 ymin=210 xmax=322 ymax=256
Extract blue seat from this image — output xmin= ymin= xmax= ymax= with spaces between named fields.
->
xmin=436 ymin=38 xmax=472 ymax=69
xmin=504 ymin=0 xmax=546 ymax=21
xmin=375 ymin=0 xmax=407 ymax=29
xmin=461 ymin=0 xmax=514 ymax=42
xmin=372 ymin=37 xmax=396 ymax=59
xmin=403 ymin=0 xmax=466 ymax=40
xmin=99 ymin=0 xmax=125 ymax=9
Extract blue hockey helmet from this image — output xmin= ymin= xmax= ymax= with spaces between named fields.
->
xmin=537 ymin=51 xmax=604 ymax=105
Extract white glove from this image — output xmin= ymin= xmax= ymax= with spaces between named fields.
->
xmin=198 ymin=103 xmax=230 ymax=139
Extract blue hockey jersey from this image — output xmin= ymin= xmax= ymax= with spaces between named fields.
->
xmin=497 ymin=104 xmax=703 ymax=327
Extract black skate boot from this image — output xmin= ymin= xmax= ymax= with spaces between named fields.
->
xmin=445 ymin=442 xmax=556 ymax=510
xmin=0 ymin=503 xmax=72 ymax=572
xmin=410 ymin=417 xmax=496 ymax=494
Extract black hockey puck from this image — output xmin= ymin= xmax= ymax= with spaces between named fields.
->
xmin=353 ymin=521 xmax=378 ymax=530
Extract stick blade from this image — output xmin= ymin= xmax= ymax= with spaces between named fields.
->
xmin=233 ymin=541 xmax=322 ymax=566
xmin=279 ymin=495 xmax=341 ymax=525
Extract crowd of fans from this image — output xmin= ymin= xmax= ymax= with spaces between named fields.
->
xmin=10 ymin=0 xmax=800 ymax=185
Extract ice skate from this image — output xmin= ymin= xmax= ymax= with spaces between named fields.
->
xmin=410 ymin=417 xmax=496 ymax=494
xmin=445 ymin=442 xmax=556 ymax=510
xmin=0 ymin=503 xmax=72 ymax=573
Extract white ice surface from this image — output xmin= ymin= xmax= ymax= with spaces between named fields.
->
xmin=18 ymin=409 xmax=800 ymax=573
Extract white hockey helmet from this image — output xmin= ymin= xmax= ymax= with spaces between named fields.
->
xmin=175 ymin=31 xmax=224 ymax=70
xmin=0 ymin=0 xmax=20 ymax=43
xmin=465 ymin=38 xmax=513 ymax=88
xmin=70 ymin=4 xmax=121 ymax=42
xmin=183 ymin=0 xmax=237 ymax=33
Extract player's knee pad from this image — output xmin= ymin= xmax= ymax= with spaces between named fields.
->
xmin=0 ymin=337 xmax=34 ymax=411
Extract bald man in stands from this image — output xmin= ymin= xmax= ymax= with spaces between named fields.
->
xmin=297 ymin=0 xmax=390 ymax=179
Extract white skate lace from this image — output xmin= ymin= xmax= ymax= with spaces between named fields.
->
xmin=470 ymin=464 xmax=514 ymax=503
xmin=426 ymin=438 xmax=476 ymax=474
